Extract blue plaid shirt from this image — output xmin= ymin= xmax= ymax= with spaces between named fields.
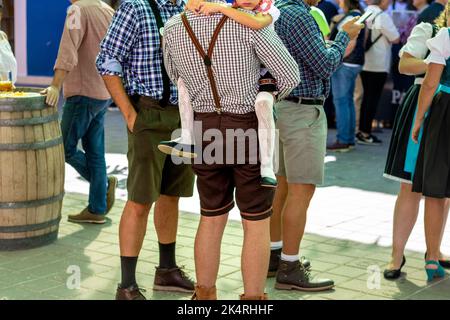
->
xmin=275 ymin=0 xmax=350 ymax=98
xmin=96 ymin=0 xmax=185 ymax=104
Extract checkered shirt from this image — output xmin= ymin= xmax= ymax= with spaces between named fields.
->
xmin=275 ymin=0 xmax=350 ymax=98
xmin=96 ymin=0 xmax=185 ymax=104
xmin=163 ymin=3 xmax=300 ymax=114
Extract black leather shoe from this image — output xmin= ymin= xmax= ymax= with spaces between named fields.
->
xmin=261 ymin=177 xmax=277 ymax=188
xmin=383 ymin=256 xmax=406 ymax=280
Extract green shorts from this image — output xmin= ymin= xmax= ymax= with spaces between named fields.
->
xmin=127 ymin=96 xmax=195 ymax=205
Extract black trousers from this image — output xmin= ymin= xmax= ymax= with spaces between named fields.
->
xmin=359 ymin=71 xmax=388 ymax=134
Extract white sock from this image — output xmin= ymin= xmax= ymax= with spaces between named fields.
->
xmin=271 ymin=241 xmax=283 ymax=250
xmin=177 ymin=78 xmax=195 ymax=145
xmin=281 ymin=253 xmax=299 ymax=262
xmin=255 ymin=92 xmax=276 ymax=180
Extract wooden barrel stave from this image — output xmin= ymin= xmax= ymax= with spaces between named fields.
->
xmin=0 ymin=88 xmax=65 ymax=250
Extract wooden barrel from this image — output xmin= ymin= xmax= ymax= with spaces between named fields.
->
xmin=0 ymin=88 xmax=65 ymax=250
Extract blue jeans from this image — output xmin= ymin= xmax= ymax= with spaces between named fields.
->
xmin=331 ymin=64 xmax=362 ymax=144
xmin=61 ymin=96 xmax=111 ymax=214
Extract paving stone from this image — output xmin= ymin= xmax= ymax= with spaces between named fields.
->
xmin=221 ymin=256 xmax=242 ymax=268
xmin=314 ymin=288 xmax=362 ymax=300
xmin=216 ymin=278 xmax=244 ymax=292
xmin=21 ymin=276 xmax=62 ymax=293
xmin=80 ymin=276 xmax=119 ymax=295
xmin=41 ymin=285 xmax=97 ymax=300
xmin=328 ymin=265 xmax=367 ymax=278
xmin=0 ymin=285 xmax=43 ymax=300
xmin=223 ymin=271 xmax=243 ymax=282
xmin=218 ymin=264 xmax=240 ymax=277
xmin=312 ymin=253 xmax=357 ymax=265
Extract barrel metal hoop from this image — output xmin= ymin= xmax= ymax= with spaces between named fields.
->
xmin=0 ymin=113 xmax=59 ymax=127
xmin=0 ymin=136 xmax=63 ymax=151
xmin=0 ymin=230 xmax=58 ymax=251
xmin=0 ymin=103 xmax=49 ymax=112
xmin=0 ymin=192 xmax=65 ymax=209
xmin=0 ymin=216 xmax=61 ymax=233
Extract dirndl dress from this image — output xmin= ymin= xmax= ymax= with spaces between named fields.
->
xmin=384 ymin=23 xmax=439 ymax=183
xmin=384 ymin=82 xmax=422 ymax=183
xmin=413 ymin=28 xmax=450 ymax=198
xmin=413 ymin=85 xmax=450 ymax=198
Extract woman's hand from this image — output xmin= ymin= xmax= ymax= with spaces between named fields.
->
xmin=412 ymin=117 xmax=424 ymax=143
xmin=198 ymin=2 xmax=224 ymax=16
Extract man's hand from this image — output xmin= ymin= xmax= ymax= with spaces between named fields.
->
xmin=126 ymin=108 xmax=138 ymax=133
xmin=40 ymin=85 xmax=60 ymax=107
xmin=341 ymin=17 xmax=364 ymax=40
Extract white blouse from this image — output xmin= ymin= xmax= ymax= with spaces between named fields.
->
xmin=399 ymin=22 xmax=434 ymax=60
xmin=425 ymin=27 xmax=450 ymax=65
xmin=363 ymin=5 xmax=400 ymax=72
xmin=0 ymin=31 xmax=17 ymax=83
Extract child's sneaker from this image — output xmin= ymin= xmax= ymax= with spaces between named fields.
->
xmin=261 ymin=176 xmax=277 ymax=188
xmin=158 ymin=139 xmax=197 ymax=158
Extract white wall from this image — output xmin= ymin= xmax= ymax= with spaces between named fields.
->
xmin=14 ymin=0 xmax=26 ymax=79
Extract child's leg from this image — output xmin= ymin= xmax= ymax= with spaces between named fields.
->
xmin=177 ymin=78 xmax=195 ymax=145
xmin=255 ymin=91 xmax=276 ymax=180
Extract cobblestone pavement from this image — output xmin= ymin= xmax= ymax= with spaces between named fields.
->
xmin=1 ymin=110 xmax=450 ymax=300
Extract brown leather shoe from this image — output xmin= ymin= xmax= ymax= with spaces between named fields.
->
xmin=191 ymin=285 xmax=217 ymax=300
xmin=240 ymin=293 xmax=269 ymax=300
xmin=106 ymin=176 xmax=118 ymax=214
xmin=275 ymin=260 xmax=334 ymax=292
xmin=268 ymin=250 xmax=311 ymax=278
xmin=68 ymin=207 xmax=106 ymax=224
xmin=153 ymin=266 xmax=194 ymax=293
xmin=115 ymin=284 xmax=147 ymax=300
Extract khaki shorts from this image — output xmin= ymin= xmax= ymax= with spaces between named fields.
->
xmin=127 ymin=96 xmax=195 ymax=205
xmin=275 ymin=100 xmax=327 ymax=185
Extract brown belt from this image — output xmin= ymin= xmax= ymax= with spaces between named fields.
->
xmin=285 ymin=97 xmax=324 ymax=105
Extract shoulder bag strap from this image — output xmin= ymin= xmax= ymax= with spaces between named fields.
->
xmin=181 ymin=12 xmax=228 ymax=114
xmin=365 ymin=11 xmax=384 ymax=52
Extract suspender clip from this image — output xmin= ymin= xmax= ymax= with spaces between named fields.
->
xmin=204 ymin=56 xmax=212 ymax=66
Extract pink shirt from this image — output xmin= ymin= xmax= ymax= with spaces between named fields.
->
xmin=54 ymin=0 xmax=114 ymax=100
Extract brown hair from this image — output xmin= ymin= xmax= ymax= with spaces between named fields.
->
xmin=434 ymin=2 xmax=450 ymax=28
xmin=344 ymin=0 xmax=363 ymax=12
